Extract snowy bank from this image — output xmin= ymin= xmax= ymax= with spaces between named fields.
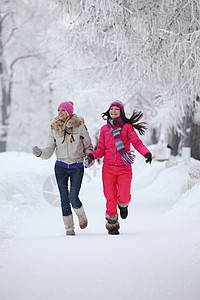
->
xmin=0 ymin=151 xmax=200 ymax=300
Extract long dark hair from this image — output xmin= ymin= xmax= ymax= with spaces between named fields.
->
xmin=102 ymin=109 xmax=147 ymax=135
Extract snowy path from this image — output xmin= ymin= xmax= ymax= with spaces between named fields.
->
xmin=0 ymin=152 xmax=200 ymax=300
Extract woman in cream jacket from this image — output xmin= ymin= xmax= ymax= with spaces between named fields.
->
xmin=33 ymin=101 xmax=93 ymax=236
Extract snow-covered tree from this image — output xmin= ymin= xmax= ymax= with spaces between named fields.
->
xmin=0 ymin=0 xmax=53 ymax=152
xmin=51 ymin=0 xmax=200 ymax=158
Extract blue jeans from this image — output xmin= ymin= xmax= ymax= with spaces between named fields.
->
xmin=55 ymin=164 xmax=84 ymax=216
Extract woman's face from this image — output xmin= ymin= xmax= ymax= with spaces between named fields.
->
xmin=109 ymin=106 xmax=121 ymax=119
xmin=58 ymin=108 xmax=69 ymax=122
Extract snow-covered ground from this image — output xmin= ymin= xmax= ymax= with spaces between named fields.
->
xmin=0 ymin=151 xmax=200 ymax=300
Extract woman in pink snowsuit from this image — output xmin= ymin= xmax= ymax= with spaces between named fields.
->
xmin=85 ymin=100 xmax=152 ymax=235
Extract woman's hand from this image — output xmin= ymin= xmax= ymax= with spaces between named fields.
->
xmin=32 ymin=146 xmax=42 ymax=157
xmin=144 ymin=153 xmax=152 ymax=164
xmin=84 ymin=154 xmax=94 ymax=168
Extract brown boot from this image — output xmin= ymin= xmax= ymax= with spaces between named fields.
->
xmin=62 ymin=214 xmax=75 ymax=236
xmin=105 ymin=214 xmax=120 ymax=235
xmin=73 ymin=205 xmax=88 ymax=229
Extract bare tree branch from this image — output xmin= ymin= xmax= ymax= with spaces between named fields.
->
xmin=0 ymin=12 xmax=10 ymax=25
xmin=10 ymin=54 xmax=41 ymax=70
xmin=4 ymin=27 xmax=18 ymax=46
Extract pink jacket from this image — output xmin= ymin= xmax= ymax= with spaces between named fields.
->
xmin=89 ymin=123 xmax=151 ymax=166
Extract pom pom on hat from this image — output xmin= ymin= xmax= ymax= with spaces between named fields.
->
xmin=58 ymin=101 xmax=74 ymax=116
xmin=109 ymin=100 xmax=125 ymax=113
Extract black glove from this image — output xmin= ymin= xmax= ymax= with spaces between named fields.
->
xmin=84 ymin=154 xmax=94 ymax=168
xmin=144 ymin=153 xmax=152 ymax=164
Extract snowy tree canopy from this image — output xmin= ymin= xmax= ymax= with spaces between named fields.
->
xmin=52 ymin=0 xmax=200 ymax=128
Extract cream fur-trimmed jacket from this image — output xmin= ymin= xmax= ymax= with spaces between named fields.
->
xmin=40 ymin=115 xmax=93 ymax=164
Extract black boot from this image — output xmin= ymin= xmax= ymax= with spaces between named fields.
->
xmin=105 ymin=214 xmax=120 ymax=235
xmin=118 ymin=205 xmax=128 ymax=219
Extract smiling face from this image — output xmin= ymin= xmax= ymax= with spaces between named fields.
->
xmin=58 ymin=108 xmax=70 ymax=122
xmin=109 ymin=106 xmax=121 ymax=119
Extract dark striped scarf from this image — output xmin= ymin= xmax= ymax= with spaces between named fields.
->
xmin=108 ymin=117 xmax=135 ymax=165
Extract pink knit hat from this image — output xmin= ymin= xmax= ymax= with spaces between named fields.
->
xmin=58 ymin=101 xmax=74 ymax=116
xmin=109 ymin=100 xmax=125 ymax=113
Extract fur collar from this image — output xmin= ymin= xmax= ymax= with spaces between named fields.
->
xmin=51 ymin=114 xmax=84 ymax=134
xmin=67 ymin=115 xmax=84 ymax=128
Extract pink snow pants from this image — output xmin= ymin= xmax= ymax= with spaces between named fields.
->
xmin=102 ymin=163 xmax=132 ymax=216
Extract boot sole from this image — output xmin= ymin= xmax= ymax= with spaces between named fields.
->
xmin=120 ymin=213 xmax=128 ymax=219
xmin=66 ymin=231 xmax=75 ymax=236
xmin=108 ymin=230 xmax=120 ymax=235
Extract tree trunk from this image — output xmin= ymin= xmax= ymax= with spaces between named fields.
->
xmin=48 ymin=83 xmax=54 ymax=121
xmin=168 ymin=129 xmax=180 ymax=156
xmin=150 ymin=128 xmax=158 ymax=144
xmin=0 ymin=17 xmax=9 ymax=152
xmin=0 ymin=80 xmax=8 ymax=152
xmin=179 ymin=107 xmax=200 ymax=160
xmin=182 ymin=111 xmax=192 ymax=148
xmin=191 ymin=122 xmax=200 ymax=160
